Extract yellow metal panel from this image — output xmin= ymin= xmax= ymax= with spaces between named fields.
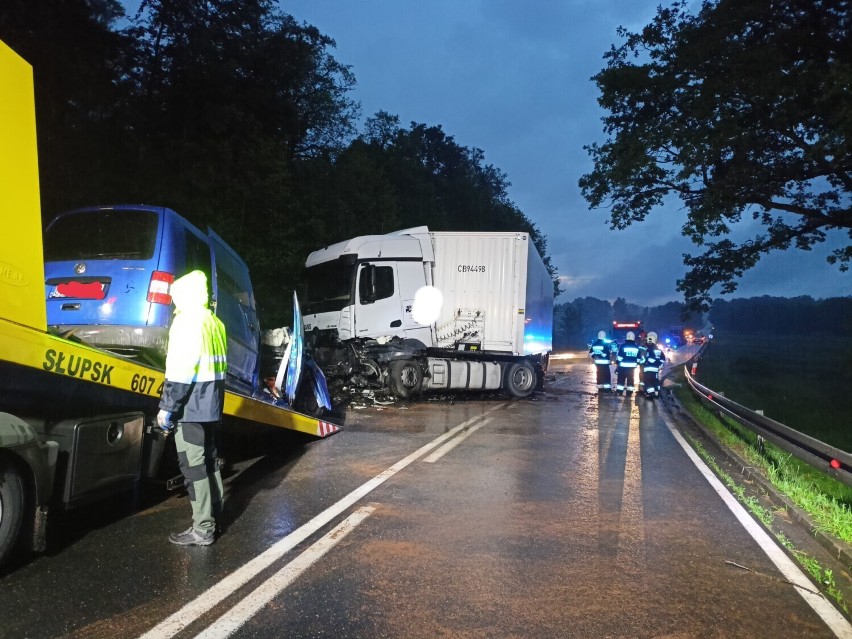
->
xmin=1 ymin=319 xmax=165 ymax=397
xmin=0 ymin=319 xmax=337 ymax=437
xmin=0 ymin=40 xmax=45 ymax=330
xmin=223 ymin=393 xmax=333 ymax=437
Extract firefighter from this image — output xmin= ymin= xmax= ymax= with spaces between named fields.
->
xmin=157 ymin=270 xmax=228 ymax=546
xmin=588 ymin=330 xmax=615 ymax=393
xmin=637 ymin=333 xmax=648 ymax=391
xmin=641 ymin=332 xmax=666 ymax=399
xmin=616 ymin=331 xmax=641 ymax=395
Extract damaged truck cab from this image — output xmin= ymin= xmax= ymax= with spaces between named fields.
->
xmin=301 ymin=227 xmax=553 ymax=400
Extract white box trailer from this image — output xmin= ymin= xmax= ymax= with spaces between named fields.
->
xmin=429 ymin=231 xmax=553 ymax=356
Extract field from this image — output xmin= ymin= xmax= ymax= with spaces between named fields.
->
xmin=693 ymin=333 xmax=852 ymax=452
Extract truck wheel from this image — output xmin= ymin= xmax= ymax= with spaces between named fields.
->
xmin=0 ymin=460 xmax=25 ymax=569
xmin=503 ymin=360 xmax=537 ymax=398
xmin=390 ymin=359 xmax=423 ymax=398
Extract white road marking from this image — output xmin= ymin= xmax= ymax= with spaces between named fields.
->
xmin=138 ymin=403 xmax=506 ymax=639
xmin=423 ymin=418 xmax=491 ymax=463
xmin=194 ymin=505 xmax=376 ymax=639
xmin=617 ymin=402 xmax=646 ymax=575
xmin=663 ymin=414 xmax=852 ymax=638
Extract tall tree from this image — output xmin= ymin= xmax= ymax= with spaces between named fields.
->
xmin=579 ymin=0 xmax=852 ymax=310
xmin=0 ymin=0 xmax=133 ymax=220
xmin=122 ymin=0 xmax=359 ymax=324
xmin=124 ymin=0 xmax=358 ymax=220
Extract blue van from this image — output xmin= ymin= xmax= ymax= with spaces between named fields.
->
xmin=43 ymin=205 xmax=260 ymax=387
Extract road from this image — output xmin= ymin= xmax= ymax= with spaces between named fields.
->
xmin=1 ymin=354 xmax=850 ymax=639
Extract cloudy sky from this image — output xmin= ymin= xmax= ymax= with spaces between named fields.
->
xmin=127 ymin=1 xmax=850 ymax=306
xmin=280 ymin=0 xmax=852 ymax=306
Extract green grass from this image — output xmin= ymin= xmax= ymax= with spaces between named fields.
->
xmin=673 ymin=378 xmax=852 ymax=545
xmin=678 ymin=408 xmax=852 ymax=613
xmin=693 ymin=334 xmax=852 ymax=451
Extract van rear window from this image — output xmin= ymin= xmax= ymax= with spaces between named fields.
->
xmin=44 ymin=209 xmax=159 ymax=261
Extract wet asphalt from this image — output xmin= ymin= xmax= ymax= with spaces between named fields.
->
xmin=0 ymin=356 xmax=847 ymax=638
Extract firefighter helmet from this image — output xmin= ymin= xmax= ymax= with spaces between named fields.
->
xmin=626 ymin=331 xmax=635 ymax=341
xmin=598 ymin=331 xmax=606 ymax=339
xmin=647 ymin=331 xmax=658 ymax=344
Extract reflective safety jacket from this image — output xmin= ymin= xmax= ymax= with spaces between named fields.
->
xmin=159 ymin=271 xmax=228 ymax=423
xmin=617 ymin=339 xmax=641 ymax=368
xmin=641 ymin=345 xmax=666 ymax=373
xmin=589 ymin=338 xmax=615 ymax=365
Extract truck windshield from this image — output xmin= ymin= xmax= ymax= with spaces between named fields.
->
xmin=302 ymin=258 xmax=356 ymax=314
xmin=44 ymin=209 xmax=159 ymax=261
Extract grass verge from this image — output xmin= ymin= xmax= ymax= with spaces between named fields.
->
xmin=671 ymin=373 xmax=852 ymax=611
xmin=683 ymin=428 xmax=848 ymax=612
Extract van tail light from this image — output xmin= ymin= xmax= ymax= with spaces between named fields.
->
xmin=147 ymin=271 xmax=175 ymax=304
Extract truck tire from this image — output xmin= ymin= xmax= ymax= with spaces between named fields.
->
xmin=0 ymin=460 xmax=25 ymax=569
xmin=503 ymin=360 xmax=537 ymax=398
xmin=390 ymin=359 xmax=423 ymax=398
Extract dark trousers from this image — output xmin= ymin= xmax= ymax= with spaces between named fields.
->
xmin=594 ymin=363 xmax=612 ymax=390
xmin=616 ymin=366 xmax=637 ymax=393
xmin=643 ymin=370 xmax=660 ymax=396
xmin=175 ymin=421 xmax=224 ymax=533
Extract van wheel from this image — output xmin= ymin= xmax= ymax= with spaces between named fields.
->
xmin=0 ymin=459 xmax=25 ymax=569
xmin=503 ymin=360 xmax=537 ymax=398
xmin=390 ymin=359 xmax=423 ymax=398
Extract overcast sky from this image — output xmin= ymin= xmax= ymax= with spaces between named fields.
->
xmin=280 ymin=0 xmax=852 ymax=306
xmin=126 ymin=1 xmax=850 ymax=306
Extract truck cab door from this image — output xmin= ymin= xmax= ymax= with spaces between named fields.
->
xmin=355 ymin=262 xmax=403 ymax=338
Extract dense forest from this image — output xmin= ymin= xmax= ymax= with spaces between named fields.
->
xmin=0 ymin=0 xmax=553 ymax=325
xmin=555 ymin=295 xmax=852 ymax=349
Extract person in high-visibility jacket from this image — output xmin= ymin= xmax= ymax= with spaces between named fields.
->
xmin=157 ymin=270 xmax=228 ymax=546
xmin=615 ymin=331 xmax=641 ymax=395
xmin=588 ymin=330 xmax=615 ymax=393
xmin=641 ymin=332 xmax=666 ymax=399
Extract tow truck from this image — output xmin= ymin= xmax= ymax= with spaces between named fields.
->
xmin=0 ymin=40 xmax=339 ymax=568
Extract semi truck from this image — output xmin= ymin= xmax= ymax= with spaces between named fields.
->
xmin=0 ymin=41 xmax=338 ymax=569
xmin=301 ymin=227 xmax=553 ymax=400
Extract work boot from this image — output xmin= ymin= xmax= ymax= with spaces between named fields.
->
xmin=169 ymin=526 xmax=215 ymax=546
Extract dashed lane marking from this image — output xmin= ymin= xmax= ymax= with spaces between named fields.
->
xmin=137 ymin=402 xmax=507 ymax=639
xmin=194 ymin=505 xmax=377 ymax=639
xmin=423 ymin=418 xmax=492 ymax=463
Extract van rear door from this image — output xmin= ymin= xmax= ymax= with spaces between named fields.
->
xmin=44 ymin=208 xmax=161 ymax=328
xmin=208 ymin=230 xmax=260 ymax=387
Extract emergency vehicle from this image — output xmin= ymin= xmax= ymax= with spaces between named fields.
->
xmin=610 ymin=321 xmax=643 ymax=345
xmin=0 ymin=41 xmax=338 ymax=568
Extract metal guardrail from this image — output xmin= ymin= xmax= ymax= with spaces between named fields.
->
xmin=670 ymin=344 xmax=852 ymax=488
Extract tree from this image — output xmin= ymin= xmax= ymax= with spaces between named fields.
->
xmin=0 ymin=0 xmax=133 ymax=221
xmin=579 ymin=0 xmax=852 ymax=310
xmin=121 ymin=0 xmax=360 ymax=324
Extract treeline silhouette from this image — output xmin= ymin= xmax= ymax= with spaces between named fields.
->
xmin=554 ymin=295 xmax=852 ymax=349
xmin=710 ymin=296 xmax=852 ymax=336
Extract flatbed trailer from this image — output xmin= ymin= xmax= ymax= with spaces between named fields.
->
xmin=0 ymin=39 xmax=338 ymax=568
